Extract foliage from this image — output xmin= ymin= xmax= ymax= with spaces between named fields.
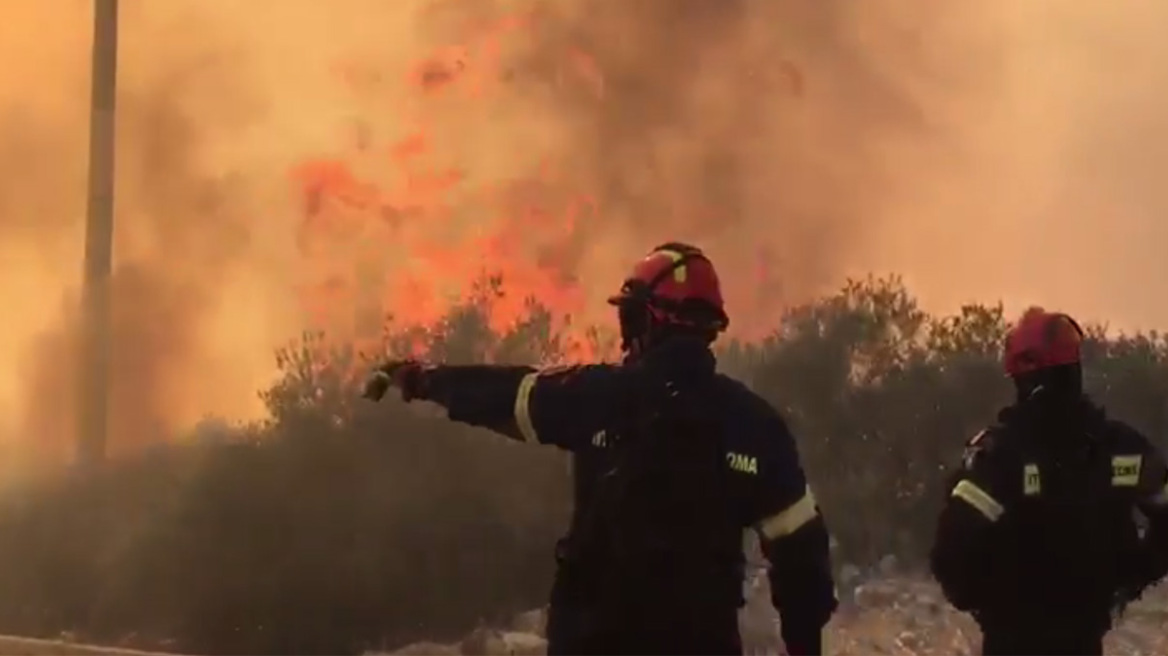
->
xmin=0 ymin=277 xmax=1163 ymax=654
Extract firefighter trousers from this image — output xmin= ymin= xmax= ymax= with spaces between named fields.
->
xmin=546 ymin=601 xmax=742 ymax=655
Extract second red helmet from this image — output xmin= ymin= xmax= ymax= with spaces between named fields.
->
xmin=1003 ymin=307 xmax=1084 ymax=377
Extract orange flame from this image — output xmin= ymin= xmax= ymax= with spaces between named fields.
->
xmin=290 ymin=10 xmax=607 ymax=367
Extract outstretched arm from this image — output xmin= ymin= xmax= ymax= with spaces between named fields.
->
xmin=364 ymin=361 xmax=631 ymax=452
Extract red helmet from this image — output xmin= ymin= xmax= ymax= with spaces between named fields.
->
xmin=1003 ymin=307 xmax=1084 ymax=377
xmin=608 ymin=242 xmax=729 ymax=336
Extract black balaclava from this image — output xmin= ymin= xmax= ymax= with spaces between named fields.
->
xmin=1013 ymin=362 xmax=1083 ymax=403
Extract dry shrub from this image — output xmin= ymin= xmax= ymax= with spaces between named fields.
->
xmin=0 ymin=277 xmax=1163 ymax=654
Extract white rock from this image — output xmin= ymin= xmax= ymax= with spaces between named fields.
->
xmin=853 ymin=580 xmax=907 ymax=609
xmin=472 ymin=631 xmax=547 ymax=655
xmin=838 ymin=563 xmax=863 ymax=587
xmin=877 ymin=554 xmax=899 ymax=576
xmin=895 ymin=630 xmax=922 ymax=651
xmin=510 ymin=608 xmax=547 ymax=636
xmin=391 ymin=641 xmax=460 ymax=655
xmin=498 ymin=631 xmax=548 ymax=655
xmin=459 ymin=626 xmax=495 ymax=655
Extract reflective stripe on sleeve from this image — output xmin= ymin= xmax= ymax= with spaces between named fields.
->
xmin=757 ymin=486 xmax=819 ymax=540
xmin=513 ymin=373 xmax=540 ymax=442
xmin=951 ymin=479 xmax=1005 ymax=522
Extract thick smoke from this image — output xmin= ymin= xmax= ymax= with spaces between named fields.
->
xmin=501 ymin=0 xmax=955 ymax=328
xmin=2 ymin=0 xmax=1168 ymax=460
xmin=505 ymin=0 xmax=1168 ymax=331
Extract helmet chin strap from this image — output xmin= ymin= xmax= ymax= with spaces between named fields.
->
xmin=623 ymin=317 xmax=694 ymax=360
xmin=1015 ymin=363 xmax=1084 ymax=405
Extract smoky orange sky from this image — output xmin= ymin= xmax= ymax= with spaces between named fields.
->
xmin=2 ymin=0 xmax=1168 ymax=460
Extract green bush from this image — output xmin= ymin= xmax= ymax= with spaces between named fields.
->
xmin=0 ymin=276 xmax=1163 ymax=654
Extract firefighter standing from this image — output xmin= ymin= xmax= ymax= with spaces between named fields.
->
xmin=363 ymin=243 xmax=837 ymax=655
xmin=930 ymin=307 xmax=1168 ymax=656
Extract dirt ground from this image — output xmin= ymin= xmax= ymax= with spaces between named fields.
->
xmin=389 ymin=577 xmax=1168 ymax=656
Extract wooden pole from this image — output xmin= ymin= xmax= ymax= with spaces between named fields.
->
xmin=79 ymin=0 xmax=118 ymax=467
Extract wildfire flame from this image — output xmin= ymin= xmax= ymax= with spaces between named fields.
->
xmin=290 ymin=10 xmax=607 ymax=365
xmin=286 ymin=0 xmax=832 ymax=378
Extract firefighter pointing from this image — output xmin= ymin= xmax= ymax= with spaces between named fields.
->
xmin=364 ymin=243 xmax=837 ymax=655
xmin=930 ymin=307 xmax=1168 ymax=655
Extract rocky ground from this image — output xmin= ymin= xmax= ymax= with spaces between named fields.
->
xmin=387 ymin=555 xmax=1168 ymax=656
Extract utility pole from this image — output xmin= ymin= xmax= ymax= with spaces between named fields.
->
xmin=78 ymin=0 xmax=118 ymax=467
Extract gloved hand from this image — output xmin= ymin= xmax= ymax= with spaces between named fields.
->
xmin=361 ymin=360 xmax=425 ymax=402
